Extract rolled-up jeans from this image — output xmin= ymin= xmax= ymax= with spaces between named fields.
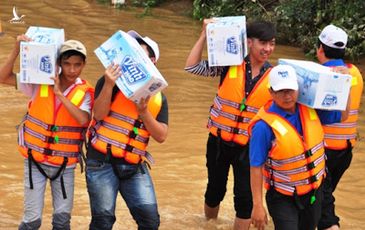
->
xmin=20 ymin=159 xmax=74 ymax=230
xmin=86 ymin=158 xmax=160 ymax=230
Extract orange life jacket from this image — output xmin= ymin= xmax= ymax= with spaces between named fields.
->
xmin=89 ymin=91 xmax=162 ymax=164
xmin=18 ymin=80 xmax=95 ymax=166
xmin=323 ymin=64 xmax=363 ymax=149
xmin=208 ymin=62 xmax=272 ymax=145
xmin=249 ymin=102 xmax=326 ymax=196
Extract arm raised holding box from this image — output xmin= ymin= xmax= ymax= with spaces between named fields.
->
xmin=0 ymin=34 xmax=31 ymax=86
xmin=185 ymin=18 xmax=214 ymax=67
xmin=93 ymin=63 xmax=121 ymax=121
xmin=184 ymin=18 xmax=223 ymax=77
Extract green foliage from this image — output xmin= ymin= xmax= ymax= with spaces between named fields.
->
xmin=192 ymin=0 xmax=275 ymax=21
xmin=275 ymin=0 xmax=365 ymax=61
xmin=192 ymin=0 xmax=365 ymax=60
xmin=131 ymin=0 xmax=164 ymax=7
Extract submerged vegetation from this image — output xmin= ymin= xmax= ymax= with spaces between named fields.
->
xmin=95 ymin=0 xmax=365 ymax=61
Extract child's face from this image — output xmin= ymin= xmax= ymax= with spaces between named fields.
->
xmin=60 ymin=55 xmax=85 ymax=81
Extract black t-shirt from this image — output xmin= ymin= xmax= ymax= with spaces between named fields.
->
xmin=94 ymin=76 xmax=168 ymax=125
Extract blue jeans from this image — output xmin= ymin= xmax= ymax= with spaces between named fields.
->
xmin=86 ymin=158 xmax=160 ymax=230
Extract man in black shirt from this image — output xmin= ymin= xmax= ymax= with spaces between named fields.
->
xmin=86 ymin=31 xmax=168 ymax=230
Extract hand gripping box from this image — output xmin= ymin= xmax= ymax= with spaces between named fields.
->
xmin=94 ymin=30 xmax=168 ymax=103
xmin=20 ymin=26 xmax=65 ymax=85
xmin=278 ymin=58 xmax=352 ymax=110
xmin=206 ymin=16 xmax=247 ymax=67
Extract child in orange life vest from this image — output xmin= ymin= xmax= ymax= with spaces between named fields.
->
xmin=0 ymin=35 xmax=94 ymax=230
xmin=86 ymin=30 xmax=168 ymax=230
xmin=248 ymin=64 xmax=350 ymax=230
xmin=185 ymin=19 xmax=276 ymax=230
xmin=316 ymin=25 xmax=364 ymax=230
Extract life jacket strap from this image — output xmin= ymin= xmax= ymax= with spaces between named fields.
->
xmin=266 ymin=168 xmax=325 ymax=188
xmin=210 ymin=107 xmax=251 ymax=123
xmin=266 ymin=168 xmax=325 ymax=194
xmin=91 ymin=133 xmax=154 ymax=164
xmin=324 ymin=122 xmax=356 ymax=128
xmin=24 ymin=126 xmax=82 ymax=145
xmin=207 ymin=118 xmax=248 ymax=136
xmin=25 ymin=142 xmax=80 ymax=158
xmin=267 ymin=142 xmax=323 ymax=167
xmin=94 ymin=121 xmax=149 ymax=143
xmin=324 ymin=133 xmax=357 ymax=140
xmin=265 ymin=153 xmax=325 ymax=182
xmin=214 ymin=95 xmax=259 ymax=113
xmin=349 ymin=109 xmax=358 ymax=115
xmin=109 ymin=111 xmax=145 ymax=129
xmin=26 ymin=114 xmax=84 ymax=132
xmin=27 ymin=149 xmax=69 ymax=199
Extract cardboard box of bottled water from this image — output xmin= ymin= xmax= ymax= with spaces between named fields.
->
xmin=94 ymin=30 xmax=168 ymax=103
xmin=20 ymin=26 xmax=65 ymax=85
xmin=206 ymin=16 xmax=247 ymax=66
xmin=278 ymin=58 xmax=351 ymax=110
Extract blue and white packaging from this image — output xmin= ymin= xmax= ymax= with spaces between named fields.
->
xmin=20 ymin=26 xmax=65 ymax=85
xmin=94 ymin=30 xmax=168 ymax=103
xmin=206 ymin=16 xmax=247 ymax=66
xmin=278 ymin=58 xmax=351 ymax=110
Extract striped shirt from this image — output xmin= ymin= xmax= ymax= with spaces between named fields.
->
xmin=184 ymin=57 xmax=272 ymax=96
xmin=184 ymin=60 xmax=223 ymax=78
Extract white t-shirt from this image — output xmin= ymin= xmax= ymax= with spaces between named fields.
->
xmin=16 ymin=74 xmax=92 ymax=114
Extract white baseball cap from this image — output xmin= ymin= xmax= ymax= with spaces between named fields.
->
xmin=59 ymin=40 xmax=87 ymax=57
xmin=127 ymin=30 xmax=160 ymax=61
xmin=318 ymin=24 xmax=348 ymax=49
xmin=269 ymin=65 xmax=298 ymax=91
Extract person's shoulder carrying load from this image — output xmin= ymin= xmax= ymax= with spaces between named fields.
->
xmin=94 ymin=30 xmax=168 ymax=103
xmin=279 ymin=58 xmax=352 ymax=111
xmin=206 ymin=16 xmax=247 ymax=67
xmin=20 ymin=26 xmax=65 ymax=85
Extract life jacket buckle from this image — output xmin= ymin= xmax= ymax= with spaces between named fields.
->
xmin=46 ymin=135 xmax=59 ymax=144
xmin=232 ymin=127 xmax=239 ymax=134
xmin=305 ymin=149 xmax=313 ymax=158
xmin=133 ymin=120 xmax=143 ymax=129
xmin=129 ymin=130 xmax=137 ymax=139
xmin=49 ymin=125 xmax=58 ymax=132
xmin=43 ymin=148 xmax=53 ymax=156
xmin=125 ymin=144 xmax=134 ymax=152
xmin=308 ymin=175 xmax=318 ymax=183
xmin=236 ymin=115 xmax=244 ymax=122
xmin=307 ymin=162 xmax=316 ymax=170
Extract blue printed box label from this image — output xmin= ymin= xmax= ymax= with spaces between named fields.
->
xmin=226 ymin=37 xmax=238 ymax=54
xmin=39 ymin=55 xmax=53 ymax=73
xmin=121 ymin=56 xmax=148 ymax=84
